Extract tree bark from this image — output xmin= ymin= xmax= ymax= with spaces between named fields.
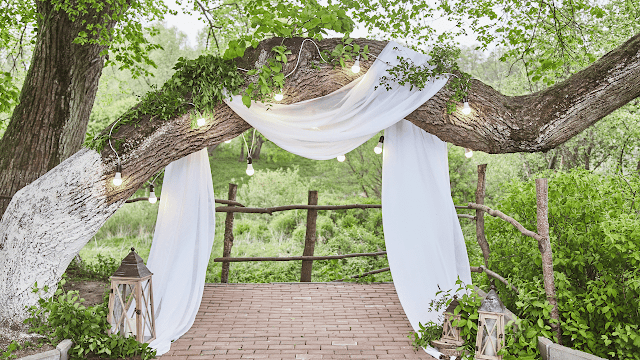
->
xmin=536 ymin=179 xmax=562 ymax=345
xmin=1 ymin=33 xmax=640 ymax=324
xmin=220 ymin=184 xmax=238 ymax=283
xmin=250 ymin=134 xmax=265 ymax=160
xmin=0 ymin=1 xmax=114 ymax=218
xmin=475 ymin=164 xmax=490 ymax=267
xmin=300 ymin=191 xmax=318 ymax=282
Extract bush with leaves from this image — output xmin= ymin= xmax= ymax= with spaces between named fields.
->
xmin=24 ymin=278 xmax=156 ymax=360
xmin=485 ymin=170 xmax=640 ymax=359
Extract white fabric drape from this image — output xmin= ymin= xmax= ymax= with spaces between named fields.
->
xmin=146 ymin=149 xmax=216 ymax=355
xmin=382 ymin=119 xmax=473 ymax=330
xmin=225 ymin=41 xmax=448 ymax=160
xmin=148 ymin=41 xmax=471 ymax=357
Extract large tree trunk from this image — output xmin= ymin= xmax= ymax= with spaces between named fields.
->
xmin=0 ymin=1 xmax=112 ymax=218
xmin=1 ymin=34 xmax=639 ymax=324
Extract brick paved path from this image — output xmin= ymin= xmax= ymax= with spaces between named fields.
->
xmin=159 ymin=283 xmax=436 ymax=360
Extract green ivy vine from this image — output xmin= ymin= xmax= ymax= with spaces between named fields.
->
xmin=378 ymin=44 xmax=472 ymax=113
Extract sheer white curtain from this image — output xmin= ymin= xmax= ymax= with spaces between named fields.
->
xmin=149 ymin=41 xmax=471 ymax=357
xmin=146 ymin=149 xmax=216 ymax=355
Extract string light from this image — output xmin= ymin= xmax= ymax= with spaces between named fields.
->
xmin=351 ymin=55 xmax=361 ymax=74
xmin=196 ymin=117 xmax=206 ymax=127
xmin=337 ymin=154 xmax=346 ymax=162
xmin=148 ymin=184 xmax=157 ymax=204
xmin=113 ymin=163 xmax=123 ymax=186
xmin=464 ymin=148 xmax=474 ymax=158
xmin=246 ymin=157 xmax=255 ymax=176
xmin=274 ymin=92 xmax=284 ymax=101
xmin=462 ymin=101 xmax=471 ymax=115
xmin=108 ymin=117 xmax=124 ymax=187
xmin=374 ymin=136 xmax=384 ymax=154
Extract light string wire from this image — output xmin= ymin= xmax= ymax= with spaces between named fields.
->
xmin=236 ymin=38 xmax=329 ymax=78
xmin=108 ymin=118 xmax=123 ymax=168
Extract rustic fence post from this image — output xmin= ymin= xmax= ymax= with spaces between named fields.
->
xmin=220 ymin=183 xmax=238 ymax=283
xmin=475 ymin=164 xmax=491 ymax=267
xmin=536 ymin=178 xmax=562 ymax=344
xmin=300 ymin=190 xmax=318 ymax=282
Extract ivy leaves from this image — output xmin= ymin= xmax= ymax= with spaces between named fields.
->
xmin=326 ymin=37 xmax=369 ymax=68
xmin=378 ymin=44 xmax=471 ymax=113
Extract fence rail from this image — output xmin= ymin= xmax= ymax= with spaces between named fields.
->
xmin=213 ymin=251 xmax=387 ymax=262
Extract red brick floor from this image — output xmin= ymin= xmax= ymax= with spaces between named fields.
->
xmin=159 ymin=283 xmax=436 ymax=360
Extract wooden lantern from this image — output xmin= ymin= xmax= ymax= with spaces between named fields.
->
xmin=107 ymin=247 xmax=156 ymax=343
xmin=475 ymin=286 xmax=506 ymax=360
xmin=431 ymin=295 xmax=464 ymax=356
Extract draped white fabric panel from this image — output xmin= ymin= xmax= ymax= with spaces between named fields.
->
xmin=225 ymin=42 xmax=448 ymax=160
xmin=382 ymin=119 xmax=473 ymax=330
xmin=146 ymin=149 xmax=216 ymax=355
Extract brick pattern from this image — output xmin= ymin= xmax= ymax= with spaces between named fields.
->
xmin=158 ymin=283 xmax=436 ymax=360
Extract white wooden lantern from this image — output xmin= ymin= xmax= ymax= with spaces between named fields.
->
xmin=107 ymin=247 xmax=156 ymax=343
xmin=431 ymin=295 xmax=465 ymax=356
xmin=475 ymin=286 xmax=506 ymax=360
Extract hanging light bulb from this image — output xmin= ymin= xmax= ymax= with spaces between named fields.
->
xmin=197 ymin=117 xmax=206 ymax=127
xmin=337 ymin=154 xmax=346 ymax=162
xmin=464 ymin=148 xmax=474 ymax=158
xmin=351 ymin=56 xmax=361 ymax=74
xmin=224 ymin=139 xmax=232 ymax=144
xmin=246 ymin=157 xmax=255 ymax=176
xmin=274 ymin=92 xmax=284 ymax=102
xmin=113 ymin=163 xmax=123 ymax=186
xmin=374 ymin=136 xmax=384 ymax=154
xmin=148 ymin=184 xmax=157 ymax=204
xmin=462 ymin=101 xmax=471 ymax=115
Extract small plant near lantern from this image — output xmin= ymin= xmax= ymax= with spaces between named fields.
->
xmin=108 ymin=247 xmax=156 ymax=344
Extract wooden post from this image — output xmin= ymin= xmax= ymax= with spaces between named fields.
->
xmin=300 ymin=190 xmax=318 ymax=282
xmin=220 ymin=183 xmax=238 ymax=283
xmin=475 ymin=164 xmax=491 ymax=267
xmin=536 ymin=178 xmax=562 ymax=345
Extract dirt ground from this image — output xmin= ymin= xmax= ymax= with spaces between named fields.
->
xmin=62 ymin=279 xmax=110 ymax=307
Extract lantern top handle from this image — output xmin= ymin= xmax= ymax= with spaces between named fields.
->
xmin=478 ymin=286 xmax=506 ymax=313
xmin=112 ymin=248 xmax=153 ymax=279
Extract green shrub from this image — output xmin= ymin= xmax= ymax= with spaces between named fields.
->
xmin=66 ymin=254 xmax=120 ymax=281
xmin=316 ymin=215 xmax=335 ymax=241
xmin=237 ymin=167 xmax=310 ymax=207
xmin=270 ymin=212 xmax=301 ymax=235
xmin=233 ymin=218 xmax=270 ymax=241
xmin=485 ymin=170 xmax=640 ymax=359
xmin=25 ymin=279 xmax=156 ymax=360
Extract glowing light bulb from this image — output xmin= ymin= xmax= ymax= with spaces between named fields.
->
xmin=224 ymin=139 xmax=232 ymax=144
xmin=462 ymin=101 xmax=471 ymax=115
xmin=351 ymin=58 xmax=360 ymax=73
xmin=464 ymin=148 xmax=473 ymax=158
xmin=274 ymin=93 xmax=284 ymax=101
xmin=113 ymin=172 xmax=122 ymax=186
xmin=148 ymin=184 xmax=157 ymax=204
xmin=373 ymin=135 xmax=384 ymax=154
xmin=246 ymin=157 xmax=254 ymax=176
xmin=197 ymin=117 xmax=206 ymax=127
xmin=337 ymin=154 xmax=346 ymax=162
